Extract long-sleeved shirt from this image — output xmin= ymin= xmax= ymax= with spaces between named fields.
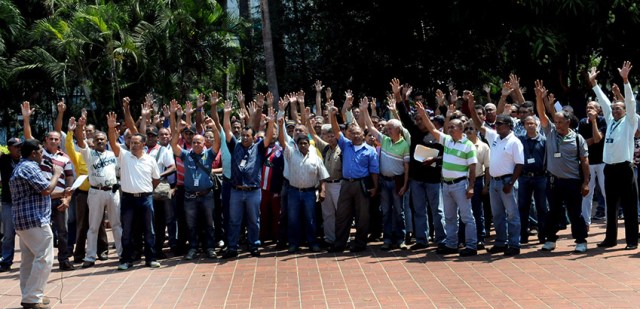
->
xmin=593 ymin=82 xmax=637 ymax=164
xmin=65 ymin=131 xmax=91 ymax=191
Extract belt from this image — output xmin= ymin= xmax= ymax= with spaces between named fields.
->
xmin=77 ymin=189 xmax=89 ymax=194
xmin=123 ymin=192 xmax=152 ymax=197
xmin=342 ymin=177 xmax=363 ymax=182
xmin=290 ymin=186 xmax=316 ymax=192
xmin=608 ymin=161 xmax=632 ymax=166
xmin=185 ymin=188 xmax=212 ymax=198
xmin=381 ymin=174 xmax=402 ymax=181
xmin=233 ymin=186 xmax=259 ymax=191
xmin=91 ymin=185 xmax=113 ymax=191
xmin=524 ymin=171 xmax=545 ymax=177
xmin=442 ymin=176 xmax=466 ymax=185
xmin=325 ymin=179 xmax=341 ymax=183
xmin=491 ymin=174 xmax=513 ymax=181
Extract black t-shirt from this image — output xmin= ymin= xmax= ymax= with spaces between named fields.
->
xmin=577 ymin=116 xmax=607 ymax=165
xmin=0 ymin=153 xmax=21 ymax=203
xmin=397 ymin=103 xmax=443 ymax=183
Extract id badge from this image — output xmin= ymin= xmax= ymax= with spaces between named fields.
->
xmin=239 ymin=159 xmax=247 ymax=168
xmin=527 ymin=158 xmax=535 ymax=164
xmin=554 ymin=152 xmax=562 ymax=158
xmin=194 ymin=178 xmax=200 ymax=187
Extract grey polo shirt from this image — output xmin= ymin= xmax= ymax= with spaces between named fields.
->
xmin=542 ymin=123 xmax=588 ymax=180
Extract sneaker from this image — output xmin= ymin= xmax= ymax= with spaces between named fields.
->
xmin=487 ymin=245 xmax=506 ymax=254
xmin=98 ymin=252 xmax=109 ymax=261
xmin=528 ymin=227 xmax=538 ymax=236
xmin=0 ymin=264 xmax=10 ymax=272
xmin=184 ymin=249 xmax=198 ymax=260
xmin=435 ymin=246 xmax=458 ymax=255
xmin=459 ymin=248 xmax=477 ymax=257
xmin=250 ymin=248 xmax=261 ymax=257
xmin=146 ymin=261 xmax=161 ymax=268
xmin=217 ymin=240 xmax=225 ymax=248
xmin=399 ymin=242 xmax=409 ymax=250
xmin=410 ymin=243 xmax=429 ymax=250
xmin=117 ymin=263 xmax=132 ymax=270
xmin=19 ymin=302 xmax=49 ymax=309
xmin=380 ymin=243 xmax=392 ymax=251
xmin=541 ymin=241 xmax=556 ymax=251
xmin=221 ymin=250 xmax=238 ymax=259
xmin=592 ymin=214 xmax=605 ymax=221
xmin=574 ymin=242 xmax=587 ymax=253
xmin=59 ymin=260 xmax=75 ymax=271
xmin=504 ymin=247 xmax=521 ymax=256
xmin=206 ymin=248 xmax=218 ymax=258
xmin=81 ymin=261 xmax=95 ymax=268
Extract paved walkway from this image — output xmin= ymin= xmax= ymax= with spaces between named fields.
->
xmin=2 ymin=221 xmax=640 ymax=308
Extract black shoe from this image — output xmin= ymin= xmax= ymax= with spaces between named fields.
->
xmin=487 ymin=245 xmax=507 ymax=254
xmin=98 ymin=253 xmax=108 ymax=261
xmin=349 ymin=245 xmax=366 ymax=253
xmin=0 ymin=264 xmax=10 ymax=272
xmin=592 ymin=214 xmax=605 ymax=221
xmin=476 ymin=242 xmax=485 ymax=250
xmin=59 ymin=260 xmax=75 ymax=271
xmin=520 ymin=237 xmax=529 ymax=244
xmin=597 ymin=241 xmax=617 ymax=248
xmin=221 ymin=250 xmax=238 ymax=259
xmin=410 ymin=243 xmax=429 ymax=250
xmin=459 ymin=248 xmax=477 ymax=257
xmin=436 ymin=246 xmax=458 ymax=255
xmin=327 ymin=246 xmax=345 ymax=253
xmin=81 ymin=261 xmax=95 ymax=268
xmin=250 ymin=248 xmax=261 ymax=257
xmin=275 ymin=242 xmax=288 ymax=250
xmin=73 ymin=256 xmax=84 ymax=264
xmin=504 ymin=247 xmax=521 ymax=256
xmin=404 ymin=232 xmax=414 ymax=245
xmin=625 ymin=244 xmax=638 ymax=250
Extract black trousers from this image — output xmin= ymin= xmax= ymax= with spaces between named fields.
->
xmin=545 ymin=177 xmax=587 ymax=243
xmin=334 ymin=180 xmax=370 ymax=249
xmin=604 ymin=162 xmax=638 ymax=246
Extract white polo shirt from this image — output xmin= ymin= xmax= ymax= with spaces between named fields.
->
xmin=484 ymin=128 xmax=524 ymax=177
xmin=118 ymin=149 xmax=160 ymax=193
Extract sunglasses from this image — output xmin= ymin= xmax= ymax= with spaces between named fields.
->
xmin=464 ymin=127 xmax=475 ymax=131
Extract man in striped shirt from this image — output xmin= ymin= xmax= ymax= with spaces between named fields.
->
xmin=415 ymin=101 xmax=478 ymax=257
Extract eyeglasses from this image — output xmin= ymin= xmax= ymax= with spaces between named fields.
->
xmin=464 ymin=127 xmax=475 ymax=132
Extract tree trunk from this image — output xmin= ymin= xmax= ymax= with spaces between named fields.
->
xmin=260 ymin=0 xmax=279 ymax=106
xmin=239 ymin=0 xmax=254 ymax=98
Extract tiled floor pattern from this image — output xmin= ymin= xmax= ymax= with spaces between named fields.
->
xmin=2 ymin=221 xmax=640 ymax=308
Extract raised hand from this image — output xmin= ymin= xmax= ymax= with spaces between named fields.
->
xmin=314 ymin=80 xmax=324 ymax=92
xmin=326 ymin=99 xmax=335 ymax=111
xmin=463 ymin=90 xmax=475 ymax=106
xmin=21 ymin=101 xmax=35 ymax=117
xmin=162 ymin=105 xmax=170 ymax=118
xmin=197 ymin=93 xmax=206 ymax=109
xmin=266 ymin=92 xmax=274 ymax=106
xmin=344 ymin=90 xmax=354 ymax=108
xmin=325 ymin=87 xmax=332 ymax=100
xmin=247 ymin=101 xmax=258 ymax=116
xmin=501 ymin=81 xmax=513 ymax=97
xmin=106 ymin=111 xmax=119 ymax=128
xmin=236 ymin=90 xmax=245 ymax=105
xmin=618 ymin=61 xmax=633 ymax=82
xmin=185 ymin=101 xmax=194 ymax=115
xmin=81 ymin=108 xmax=88 ymax=119
xmin=210 ymin=91 xmax=220 ymax=106
xmin=483 ymin=84 xmax=491 ymax=94
xmin=256 ymin=93 xmax=265 ymax=108
xmin=509 ymin=73 xmax=520 ymax=90
xmin=386 ymin=94 xmax=396 ymax=111
xmin=403 ymin=83 xmax=413 ymax=99
xmin=359 ymin=97 xmax=369 ymax=110
xmin=415 ymin=101 xmax=427 ymax=117
xmin=370 ymin=97 xmax=377 ymax=110
xmin=223 ymin=100 xmax=233 ymax=114
xmin=534 ymin=80 xmax=547 ymax=99
xmin=435 ymin=89 xmax=445 ymax=106
xmin=390 ymin=78 xmax=401 ymax=94
xmin=77 ymin=115 xmax=87 ymax=127
xmin=297 ymin=90 xmax=305 ymax=105
xmin=57 ymin=99 xmax=66 ymax=114
xmin=279 ymin=95 xmax=290 ymax=111
xmin=588 ymin=67 xmax=599 ymax=87
xmin=449 ymin=89 xmax=458 ymax=105
xmin=141 ymin=102 xmax=151 ymax=118
xmin=288 ymin=92 xmax=298 ymax=104
xmin=266 ymin=107 xmax=275 ymax=123
xmin=612 ymin=83 xmax=624 ymax=101
xmin=502 ymin=103 xmax=512 ymax=115
xmin=122 ymin=97 xmax=131 ymax=110
xmin=68 ymin=117 xmax=77 ymax=131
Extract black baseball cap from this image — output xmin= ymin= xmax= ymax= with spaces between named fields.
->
xmin=7 ymin=137 xmax=23 ymax=147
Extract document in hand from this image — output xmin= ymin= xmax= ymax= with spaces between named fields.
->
xmin=414 ymin=145 xmax=439 ymax=167
xmin=70 ymin=175 xmax=88 ymax=191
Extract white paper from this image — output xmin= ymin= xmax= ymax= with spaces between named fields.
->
xmin=554 ymin=102 xmax=563 ymax=112
xmin=70 ymin=175 xmax=88 ymax=190
xmin=414 ymin=145 xmax=440 ymax=163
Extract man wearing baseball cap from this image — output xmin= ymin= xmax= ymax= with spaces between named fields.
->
xmin=0 ymin=138 xmax=22 ymax=272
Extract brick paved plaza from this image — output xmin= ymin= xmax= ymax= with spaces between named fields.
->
xmin=2 ymin=221 xmax=640 ymax=308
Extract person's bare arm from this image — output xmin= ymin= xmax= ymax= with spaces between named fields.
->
xmin=360 ymin=97 xmax=381 ymax=137
xmin=263 ymin=107 xmax=276 ymax=147
xmin=222 ymin=100 xmax=234 ymax=143
xmin=107 ymin=112 xmax=122 ymax=157
xmin=314 ymin=80 xmax=323 ymax=117
xmin=534 ymin=80 xmax=550 ymax=128
xmin=329 ymin=103 xmax=342 ymax=139
xmin=341 ymin=90 xmax=353 ymax=124
xmin=414 ymin=101 xmax=442 ymax=142
xmin=289 ymin=92 xmax=300 ymax=124
xmin=509 ymin=73 xmax=525 ymax=104
xmin=122 ymin=97 xmax=139 ymax=134
xmin=21 ymin=101 xmax=35 ymax=139
xmin=169 ymin=99 xmax=183 ymax=157
xmin=76 ymin=116 xmax=88 ymax=149
xmin=54 ymin=99 xmax=66 ymax=134
xmin=496 ymin=81 xmax=513 ymax=115
xmin=466 ymin=91 xmax=487 ymax=136
xmin=466 ymin=164 xmax=476 ymax=199
xmin=42 ymin=165 xmax=63 ymax=196
xmin=184 ymin=101 xmax=194 ymax=128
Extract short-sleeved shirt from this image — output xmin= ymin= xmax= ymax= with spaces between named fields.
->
xmin=79 ymin=146 xmax=119 ymax=188
xmin=377 ymin=133 xmax=410 ymax=177
xmin=472 ymin=139 xmax=490 ymax=177
xmin=227 ymin=137 xmax=267 ymax=187
xmin=439 ymin=134 xmax=477 ymax=180
xmin=338 ymin=134 xmax=380 ymax=179
xmin=180 ymin=148 xmax=216 ymax=191
xmin=0 ymin=154 xmax=20 ymax=203
xmin=519 ymin=133 xmax=546 ymax=174
xmin=41 ymin=148 xmax=74 ymax=193
xmin=284 ymin=146 xmax=330 ymax=188
xmin=542 ymin=124 xmax=588 ymax=179
xmin=118 ymin=149 xmax=161 ymax=193
xmin=577 ymin=116 xmax=607 ymax=165
xmin=484 ymin=129 xmax=524 ymax=177
xmin=315 ymin=139 xmax=342 ymax=181
xmin=147 ymin=144 xmax=175 ymax=174
xmin=10 ymin=159 xmax=51 ymax=230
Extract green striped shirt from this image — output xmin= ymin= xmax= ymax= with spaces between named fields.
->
xmin=439 ymin=134 xmax=477 ymax=180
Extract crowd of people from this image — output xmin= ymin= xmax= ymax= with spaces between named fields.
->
xmin=1 ymin=61 xmax=639 ymax=309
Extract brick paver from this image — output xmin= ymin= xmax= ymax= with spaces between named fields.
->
xmin=2 ymin=222 xmax=640 ymax=308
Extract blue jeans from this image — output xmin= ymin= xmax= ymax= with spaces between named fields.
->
xmin=403 ymin=189 xmax=413 ymax=234
xmin=120 ymin=193 xmax=156 ymax=263
xmin=442 ymin=180 xmax=476 ymax=249
xmin=411 ymin=180 xmax=445 ymax=245
xmin=184 ymin=192 xmax=216 ymax=250
xmin=460 ymin=177 xmax=486 ymax=243
xmin=380 ymin=177 xmax=406 ymax=245
xmin=228 ymin=188 xmax=261 ymax=251
xmin=221 ymin=178 xmax=232 ymax=245
xmin=1 ymin=202 xmax=15 ymax=267
xmin=489 ymin=176 xmax=521 ymax=248
xmin=518 ymin=175 xmax=548 ymax=242
xmin=51 ymin=199 xmax=70 ymax=262
xmin=287 ymin=188 xmax=317 ymax=247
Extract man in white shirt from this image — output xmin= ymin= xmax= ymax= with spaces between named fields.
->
xmin=107 ymin=110 xmax=161 ymax=270
xmin=76 ymin=117 xmax=122 ymax=268
xmin=589 ymin=62 xmax=639 ymax=250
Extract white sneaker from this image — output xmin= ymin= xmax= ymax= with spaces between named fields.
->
xmin=541 ymin=241 xmax=556 ymax=251
xmin=575 ymin=242 xmax=587 ymax=253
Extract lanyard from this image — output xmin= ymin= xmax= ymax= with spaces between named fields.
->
xmin=609 ymin=118 xmax=623 ymax=136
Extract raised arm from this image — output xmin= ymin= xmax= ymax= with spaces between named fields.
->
xmin=360 ymin=97 xmax=381 ymax=138
xmin=209 ymin=91 xmax=222 ymax=130
xmin=277 ymin=116 xmax=287 ymax=151
xmin=496 ymin=81 xmax=513 ymax=115
xmin=107 ymin=112 xmax=122 ymax=157
xmin=252 ymin=93 xmax=266 ymax=132
xmin=139 ymin=100 xmax=151 ymax=134
xmin=263 ymin=107 xmax=276 ymax=147
xmin=76 ymin=116 xmax=88 ymax=149
xmin=466 ymin=91 xmax=487 ymax=136
xmin=122 ymin=97 xmax=139 ymax=134
xmin=619 ymin=61 xmax=636 ymax=118
xmin=54 ymin=99 xmax=66 ymax=134
xmin=289 ymin=92 xmax=300 ymax=124
xmin=509 ymin=73 xmax=526 ymax=104
xmin=314 ymin=80 xmax=323 ymax=117
xmin=169 ymin=99 xmax=183 ymax=157
xmin=195 ymin=93 xmax=206 ymax=133
xmin=341 ymin=90 xmax=354 ymax=124
xmin=329 ymin=103 xmax=342 ymax=139
xmin=184 ymin=101 xmax=194 ymax=128
xmin=390 ymin=78 xmax=404 ymax=110
xmin=534 ymin=80 xmax=550 ymax=128
xmin=414 ymin=101 xmax=442 ymax=141
xmin=21 ymin=101 xmax=35 ymax=139
xmin=222 ymin=99 xmax=234 ymax=143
